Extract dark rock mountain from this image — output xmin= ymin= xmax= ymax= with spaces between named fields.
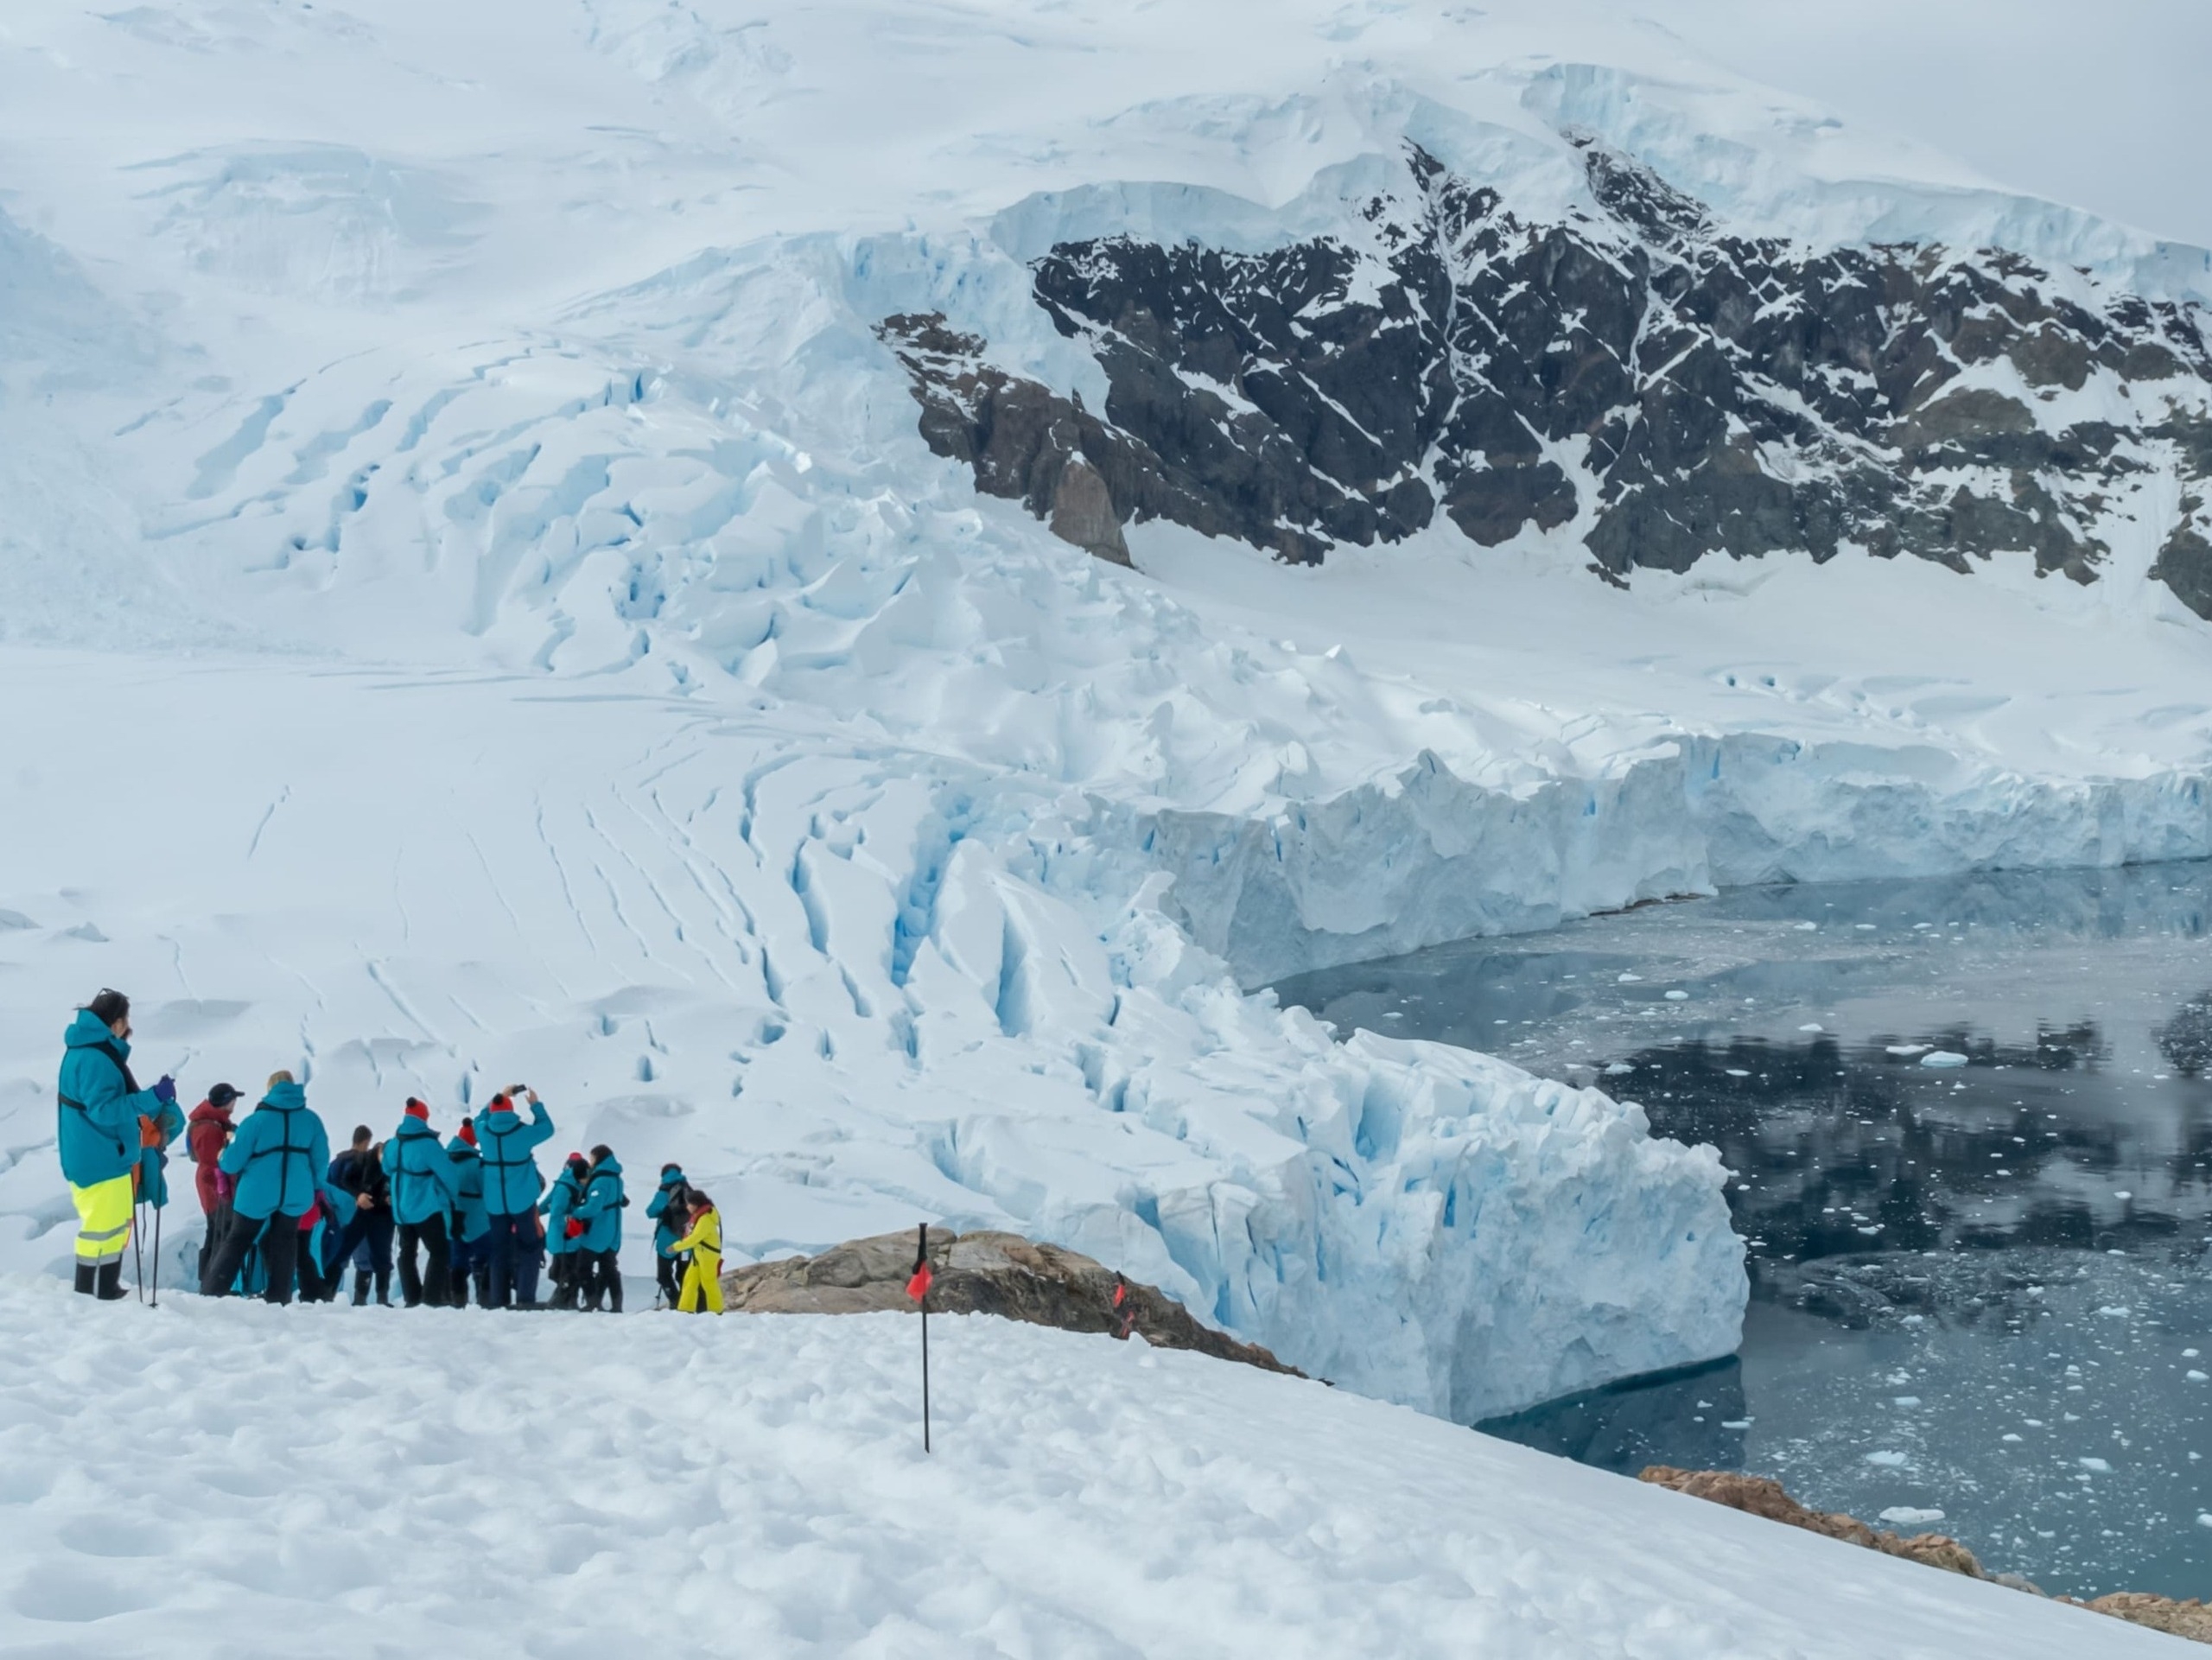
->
xmin=880 ymin=142 xmax=2212 ymax=616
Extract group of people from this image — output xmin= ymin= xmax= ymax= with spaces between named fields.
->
xmin=56 ymin=989 xmax=727 ymax=1313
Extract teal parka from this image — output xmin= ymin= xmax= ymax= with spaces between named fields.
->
xmin=540 ymin=1162 xmax=587 ymax=1255
xmin=218 ymin=1080 xmax=347 ymax=1222
xmin=56 ymin=1009 xmax=164 ymax=1188
xmin=647 ymin=1165 xmax=687 ymax=1258
xmin=137 ymin=1097 xmax=187 ymax=1208
xmin=476 ymin=1099 xmax=553 ymax=1215
xmin=447 ymin=1136 xmax=490 ymax=1242
xmin=382 ymin=1116 xmax=461 ymax=1225
xmin=574 ymin=1155 xmax=626 ymax=1254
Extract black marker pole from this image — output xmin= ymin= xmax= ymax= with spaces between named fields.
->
xmin=906 ymin=1223 xmax=933 ymax=1453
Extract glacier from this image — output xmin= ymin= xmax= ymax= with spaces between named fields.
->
xmin=0 ymin=0 xmax=2208 ymax=1422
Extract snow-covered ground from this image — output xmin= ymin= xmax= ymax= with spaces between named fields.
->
xmin=0 ymin=1281 xmax=2172 ymax=1657
xmin=0 ymin=0 xmax=2208 ymax=1430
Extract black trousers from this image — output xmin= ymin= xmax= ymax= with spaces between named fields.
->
xmin=655 ymin=1253 xmax=679 ymax=1308
xmin=397 ymin=1213 xmax=451 ymax=1307
xmin=197 ymin=1199 xmax=236 ymax=1282
xmin=486 ymin=1212 xmax=541 ymax=1308
xmin=448 ymin=1232 xmax=492 ymax=1307
xmin=328 ymin=1209 xmax=394 ymax=1299
xmin=547 ymin=1250 xmax=582 ymax=1309
xmin=582 ymin=1248 xmax=622 ymax=1313
xmin=200 ymin=1212 xmax=302 ymax=1305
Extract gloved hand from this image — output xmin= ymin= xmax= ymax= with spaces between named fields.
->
xmin=137 ymin=1116 xmax=164 ymax=1149
xmin=151 ymin=1076 xmax=177 ymax=1105
xmin=564 ymin=1218 xmax=583 ymax=1239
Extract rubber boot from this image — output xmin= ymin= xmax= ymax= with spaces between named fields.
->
xmin=74 ymin=1262 xmax=98 ymax=1296
xmin=375 ymin=1269 xmax=391 ymax=1307
xmin=352 ymin=1269 xmax=371 ymax=1307
xmin=95 ymin=1261 xmax=126 ymax=1301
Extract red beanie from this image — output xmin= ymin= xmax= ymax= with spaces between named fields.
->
xmin=488 ymin=1093 xmax=510 ymax=1113
xmin=457 ymin=1121 xmax=478 ymax=1147
xmin=404 ymin=1098 xmax=430 ymax=1121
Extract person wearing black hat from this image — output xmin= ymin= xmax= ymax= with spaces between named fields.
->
xmin=187 ymin=1083 xmax=242 ymax=1281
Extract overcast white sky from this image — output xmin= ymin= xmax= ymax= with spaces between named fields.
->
xmin=1647 ymin=0 xmax=2212 ymax=249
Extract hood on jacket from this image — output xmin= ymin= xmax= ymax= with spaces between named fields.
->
xmin=258 ymin=1079 xmax=306 ymax=1111
xmin=65 ymin=1008 xmax=126 ymax=1054
xmin=393 ymin=1114 xmax=439 ymax=1141
xmin=656 ymin=1166 xmax=683 ymax=1186
xmin=448 ymin=1137 xmax=480 ymax=1159
xmin=592 ymin=1155 xmax=626 ymax=1179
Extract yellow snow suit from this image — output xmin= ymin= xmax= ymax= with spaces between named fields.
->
xmin=71 ymin=1173 xmax=136 ymax=1266
xmin=671 ymin=1204 xmax=723 ymax=1314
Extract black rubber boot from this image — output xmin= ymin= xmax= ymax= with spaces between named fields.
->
xmin=352 ymin=1269 xmax=371 ymax=1307
xmin=74 ymin=1262 xmax=98 ymax=1296
xmin=95 ymin=1261 xmax=126 ymax=1301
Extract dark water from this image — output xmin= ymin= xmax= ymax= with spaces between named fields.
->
xmin=1274 ymin=863 xmax=2212 ymax=1602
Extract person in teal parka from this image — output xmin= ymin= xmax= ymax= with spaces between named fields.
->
xmin=540 ymin=1152 xmax=590 ymax=1310
xmin=200 ymin=1072 xmax=357 ymax=1304
xmin=646 ymin=1163 xmax=688 ymax=1310
xmin=446 ymin=1122 xmax=493 ymax=1307
xmin=57 ymin=989 xmax=177 ymax=1300
xmin=573 ymin=1147 xmax=626 ymax=1313
xmin=478 ymin=1087 xmax=554 ymax=1308
xmin=383 ymin=1099 xmax=461 ymax=1307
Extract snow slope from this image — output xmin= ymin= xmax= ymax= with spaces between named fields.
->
xmin=0 ymin=0 xmax=2207 ymax=1423
xmin=0 ymin=1282 xmax=2172 ymax=1658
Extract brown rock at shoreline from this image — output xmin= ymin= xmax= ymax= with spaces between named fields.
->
xmin=721 ymin=1227 xmax=1302 ymax=1377
xmin=1642 ymin=1465 xmax=2212 ymax=1644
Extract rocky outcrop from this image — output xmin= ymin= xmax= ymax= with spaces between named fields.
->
xmin=885 ymin=141 xmax=2212 ymax=615
xmin=1637 ymin=1466 xmax=1986 ymax=1576
xmin=1640 ymin=1465 xmax=2212 ymax=1644
xmin=2079 ymin=1593 xmax=2212 ymax=1644
xmin=722 ymin=1227 xmax=1303 ymax=1376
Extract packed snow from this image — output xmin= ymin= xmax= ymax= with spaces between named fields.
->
xmin=0 ymin=1281 xmax=2174 ymax=1657
xmin=0 ymin=0 xmax=2206 ymax=1433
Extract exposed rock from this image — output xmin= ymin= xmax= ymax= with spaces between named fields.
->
xmin=885 ymin=141 xmax=2212 ymax=617
xmin=723 ymin=1227 xmax=1304 ymax=1377
xmin=2153 ymin=520 xmax=2212 ymax=619
xmin=1637 ymin=1466 xmax=1986 ymax=1577
xmin=1640 ymin=1466 xmax=2212 ymax=1644
xmin=1047 ymin=455 xmax=1131 ymax=565
xmin=2072 ymin=1593 xmax=2212 ymax=1643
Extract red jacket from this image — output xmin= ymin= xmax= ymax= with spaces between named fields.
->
xmin=187 ymin=1100 xmax=233 ymax=1214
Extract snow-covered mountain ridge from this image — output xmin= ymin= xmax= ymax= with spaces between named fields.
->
xmin=893 ymin=138 xmax=2212 ymax=609
xmin=0 ymin=2 xmax=2208 ymax=1424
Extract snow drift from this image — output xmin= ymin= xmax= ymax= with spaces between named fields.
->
xmin=0 ymin=1281 xmax=2173 ymax=1657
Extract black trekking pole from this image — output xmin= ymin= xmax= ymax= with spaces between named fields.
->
xmin=905 ymin=1224 xmax=935 ymax=1453
xmin=132 ymin=1196 xmax=146 ymax=1303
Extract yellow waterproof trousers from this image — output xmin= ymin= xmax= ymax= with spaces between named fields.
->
xmin=677 ymin=1254 xmax=723 ymax=1313
xmin=71 ymin=1174 xmax=135 ymax=1266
